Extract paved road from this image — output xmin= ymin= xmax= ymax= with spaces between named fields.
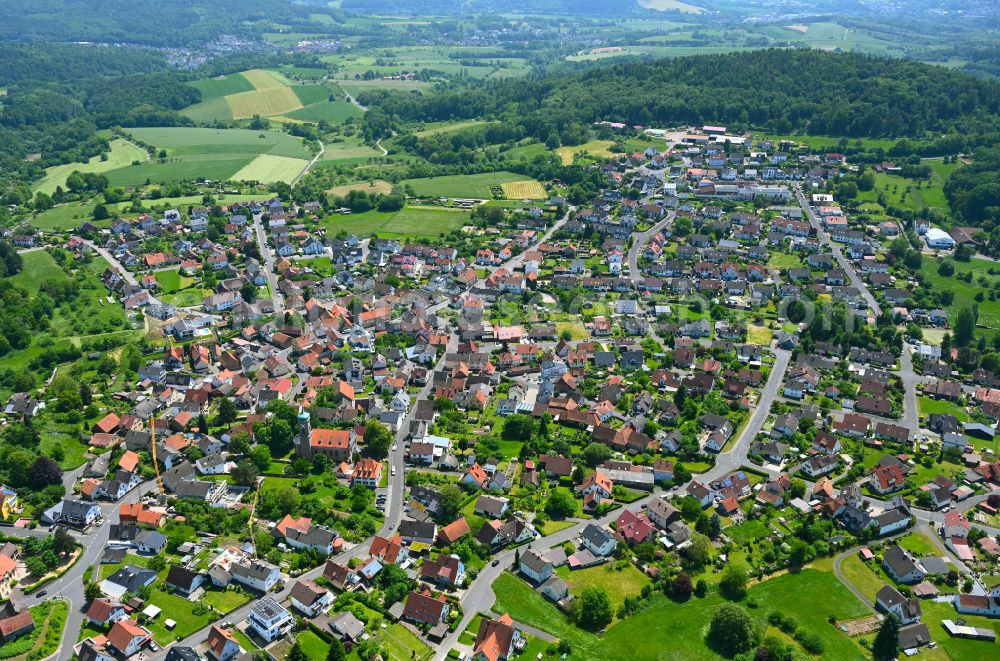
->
xmin=627 ymin=212 xmax=675 ymax=285
xmin=81 ymin=239 xmax=163 ymax=306
xmin=291 ymin=139 xmax=325 ymax=187
xmin=897 ymin=346 xmax=922 ymax=435
xmin=793 ymin=184 xmax=881 ymax=316
xmin=252 ymin=213 xmax=284 ymax=318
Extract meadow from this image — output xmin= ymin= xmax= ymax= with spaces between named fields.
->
xmin=555 ymin=140 xmax=616 ymax=164
xmin=326 ymin=180 xmax=393 ymax=197
xmin=231 ymin=154 xmax=310 ymax=184
xmin=33 ymin=138 xmax=148 ymax=195
xmin=323 ymin=205 xmax=468 ymax=239
xmin=403 ymin=171 xmax=529 ymax=198
xmin=918 ymin=255 xmax=1000 ymax=334
xmin=102 ymin=128 xmax=311 ymax=185
xmin=500 ymin=180 xmax=547 ymax=200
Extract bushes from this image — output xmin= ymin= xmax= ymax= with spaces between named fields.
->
xmin=766 ymin=609 xmax=825 ymax=655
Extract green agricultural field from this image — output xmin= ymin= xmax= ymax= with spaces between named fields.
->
xmin=338 ymin=79 xmax=431 ymax=96
xmin=231 ymin=154 xmax=309 ymax=184
xmin=284 ymin=99 xmax=362 ymax=123
xmin=181 ymin=95 xmax=234 ymax=122
xmin=33 ymin=138 xmax=148 ymax=195
xmin=318 ymin=137 xmax=382 ymax=162
xmin=189 ymin=73 xmax=255 ymax=99
xmin=292 ymin=84 xmax=331 ymax=106
xmin=403 ymin=171 xmax=528 ymax=198
xmin=324 ymin=206 xmax=469 ymax=239
xmin=637 ymin=0 xmax=706 ymax=13
xmin=102 ymin=128 xmax=310 ymax=185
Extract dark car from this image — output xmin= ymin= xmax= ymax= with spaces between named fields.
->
xmin=35 ymin=590 xmax=47 ymax=598
xmin=491 ymin=559 xmax=500 ymax=567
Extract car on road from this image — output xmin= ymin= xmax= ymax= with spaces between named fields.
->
xmin=391 ymin=467 xmax=396 ymax=476
xmin=392 ymin=443 xmax=397 ymax=452
xmin=35 ymin=591 xmax=47 ymax=598
xmin=491 ymin=559 xmax=500 ymax=567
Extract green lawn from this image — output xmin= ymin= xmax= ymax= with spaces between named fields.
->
xmin=838 ymin=554 xmax=884 ymax=602
xmin=381 ymin=622 xmax=431 ymax=661
xmin=492 ymin=567 xmax=870 ymax=660
xmin=897 ymin=532 xmax=941 ymax=558
xmin=323 ymin=206 xmax=469 ymax=239
xmin=154 ymin=269 xmax=182 ymax=292
xmin=296 ymin=630 xmax=330 ymax=658
xmin=917 ymin=395 xmax=970 ymax=422
xmin=921 ymin=600 xmax=1000 ymax=661
xmin=555 ymin=563 xmax=649 ymax=622
xmin=403 ymin=171 xmax=527 ymax=199
xmin=767 ymin=252 xmax=802 ymax=270
xmin=725 ymin=519 xmax=772 ymax=543
xmin=200 ymin=589 xmax=251 ymax=613
xmin=146 ymin=589 xmax=216 ymax=644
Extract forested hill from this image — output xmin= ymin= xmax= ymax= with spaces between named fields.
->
xmin=359 ymin=49 xmax=1000 ymax=140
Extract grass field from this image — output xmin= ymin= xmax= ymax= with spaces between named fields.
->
xmin=725 ymin=518 xmax=772 ymax=543
xmin=227 ymin=86 xmax=303 ymax=119
xmin=414 ymin=120 xmax=496 ymax=137
xmin=897 ymin=532 xmax=941 ymax=558
xmin=103 ymin=127 xmax=310 ymax=185
xmin=324 ymin=206 xmax=468 ymax=239
xmin=231 ymin=154 xmax=309 ymax=184
xmin=146 ymin=589 xmax=215 ymax=644
xmin=555 ymin=563 xmax=649 ymax=622
xmin=838 ymin=554 xmax=884 ymax=602
xmin=492 ymin=568 xmax=868 ymax=660
xmin=338 ymin=80 xmax=431 ymax=96
xmin=500 ymin=180 xmax=547 ymax=200
xmin=747 ymin=324 xmax=773 ymax=346
xmin=327 ymin=180 xmax=393 ymax=196
xmin=318 ymin=137 xmax=383 ymax=162
xmin=767 ymin=252 xmax=803 ymax=269
xmin=637 ymin=0 xmax=706 ymax=13
xmin=33 ymin=139 xmax=148 ymax=195
xmin=199 ymin=589 xmax=250 ymax=613
xmin=296 ymin=630 xmax=330 ymax=659
xmin=555 ymin=140 xmax=615 ymax=164
xmin=189 ymin=73 xmax=255 ymax=99
xmin=917 ymin=395 xmax=970 ymax=422
xmin=917 ymin=256 xmax=1000 ymax=335
xmin=404 ymin=171 xmax=528 ymax=198
xmin=9 ymin=250 xmax=69 ymax=294
xmin=284 ymin=99 xmax=362 ymax=123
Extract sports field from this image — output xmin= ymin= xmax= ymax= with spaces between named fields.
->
xmin=501 ymin=180 xmax=547 ymax=199
xmin=231 ymin=154 xmax=309 ymax=184
xmin=33 ymin=138 xmax=147 ymax=195
xmin=403 ymin=171 xmax=530 ymax=198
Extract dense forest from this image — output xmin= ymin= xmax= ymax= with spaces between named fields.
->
xmin=359 ymin=49 xmax=1000 ymax=140
xmin=944 ymin=147 xmax=1000 ymax=227
xmin=0 ymin=0 xmax=322 ymax=47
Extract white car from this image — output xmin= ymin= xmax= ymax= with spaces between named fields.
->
xmin=391 ymin=466 xmax=396 ymax=476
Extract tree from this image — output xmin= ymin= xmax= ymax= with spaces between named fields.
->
xmin=249 ymin=445 xmax=272 ymax=472
xmin=363 ymin=420 xmax=393 ymax=458
xmin=682 ymin=533 xmax=713 ymax=568
xmin=502 ymin=414 xmax=535 ymax=440
xmin=232 ymin=459 xmax=259 ymax=486
xmin=25 ymin=556 xmax=46 ymax=578
xmin=439 ymin=484 xmax=464 ymax=522
xmin=954 ymin=306 xmax=977 ymax=346
xmin=696 ymin=513 xmax=722 ymax=539
xmin=545 ymin=489 xmax=576 ymax=520
xmin=268 ymin=418 xmax=294 ymax=457
xmin=719 ymin=563 xmax=749 ymax=600
xmin=672 ymin=572 xmax=693 ymax=598
xmin=217 ymin=397 xmax=238 ymax=425
xmin=577 ymin=586 xmax=613 ymax=631
xmin=29 ymin=455 xmax=62 ymax=489
xmin=240 ymin=281 xmax=258 ymax=304
xmin=53 ymin=528 xmax=75 ymax=556
xmin=287 ymin=641 xmax=308 ymax=661
xmin=706 ymin=603 xmax=760 ymax=656
xmin=872 ymin=614 xmax=899 ymax=661
xmin=581 ymin=442 xmax=612 ymax=467
xmin=327 ymin=638 xmax=346 ymax=661
xmin=85 ymin=582 xmax=102 ymax=603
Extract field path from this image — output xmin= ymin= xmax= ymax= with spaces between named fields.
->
xmin=375 ymin=138 xmax=388 ymax=156
xmin=292 ymin=139 xmax=325 ymax=187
